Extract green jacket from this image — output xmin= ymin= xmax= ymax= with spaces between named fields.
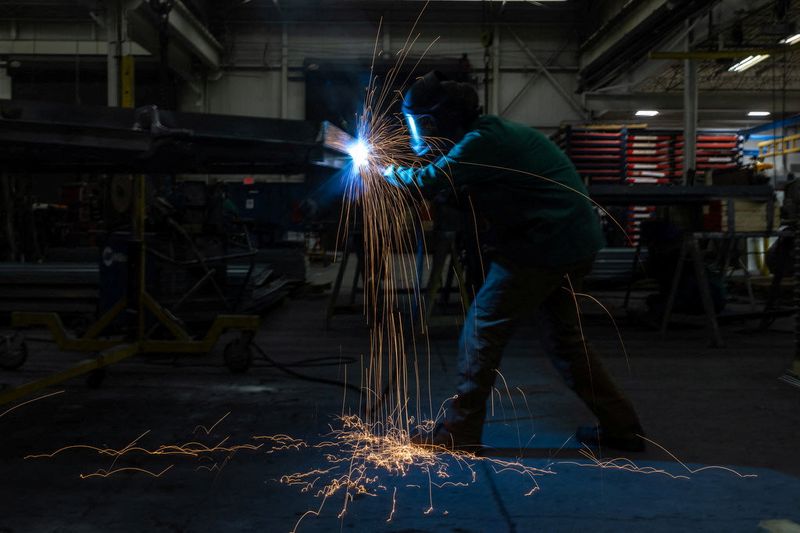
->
xmin=387 ymin=115 xmax=604 ymax=268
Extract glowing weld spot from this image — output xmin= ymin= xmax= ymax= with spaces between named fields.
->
xmin=348 ymin=140 xmax=371 ymax=168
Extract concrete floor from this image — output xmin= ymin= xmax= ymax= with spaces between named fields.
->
xmin=1 ymin=274 xmax=799 ymax=533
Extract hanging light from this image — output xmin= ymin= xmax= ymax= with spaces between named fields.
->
xmin=728 ymin=54 xmax=770 ymax=72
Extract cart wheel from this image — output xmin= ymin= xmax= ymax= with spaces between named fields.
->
xmin=0 ymin=333 xmax=27 ymax=370
xmin=86 ymin=368 xmax=106 ymax=389
xmin=223 ymin=338 xmax=253 ymax=374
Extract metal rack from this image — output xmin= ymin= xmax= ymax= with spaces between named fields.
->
xmin=0 ymin=100 xmax=351 ymax=406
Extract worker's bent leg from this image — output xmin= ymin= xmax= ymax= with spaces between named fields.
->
xmin=447 ymin=261 xmax=561 ymax=439
xmin=538 ymin=267 xmax=642 ymax=436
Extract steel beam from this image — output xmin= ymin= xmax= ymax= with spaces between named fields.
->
xmin=125 ymin=0 xmax=222 ymax=80
xmin=580 ymin=0 xmax=671 ymax=70
xmin=0 ymin=40 xmax=149 ymax=56
xmin=165 ymin=0 xmax=221 ymax=71
xmin=598 ymin=0 xmax=767 ymax=93
xmin=507 ymin=27 xmax=588 ymax=119
xmin=126 ymin=7 xmax=193 ymax=82
xmin=501 ymin=39 xmax=572 ymax=117
xmin=585 ymin=91 xmax=800 ymax=113
xmin=650 ymin=48 xmax=790 ymax=60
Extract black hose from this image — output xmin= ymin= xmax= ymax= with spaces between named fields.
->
xmin=251 ymin=343 xmax=361 ymax=394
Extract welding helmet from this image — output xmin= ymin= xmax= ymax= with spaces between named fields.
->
xmin=402 ymin=71 xmax=480 ymax=156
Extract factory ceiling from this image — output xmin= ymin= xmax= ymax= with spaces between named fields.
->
xmin=638 ymin=0 xmax=800 ymax=92
xmin=209 ymin=0 xmax=581 ymax=26
xmin=0 ymin=0 xmax=580 ymax=25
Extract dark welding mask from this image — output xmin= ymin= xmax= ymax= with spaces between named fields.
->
xmin=404 ymin=113 xmax=438 ymax=156
xmin=402 ymin=71 xmax=480 ymax=156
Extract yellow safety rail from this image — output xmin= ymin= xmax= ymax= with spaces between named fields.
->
xmin=758 ymin=133 xmax=800 ymax=159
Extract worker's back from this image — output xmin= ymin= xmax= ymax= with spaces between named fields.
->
xmin=454 ymin=115 xmax=604 ymax=268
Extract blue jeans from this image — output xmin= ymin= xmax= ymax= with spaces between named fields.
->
xmin=447 ymin=259 xmax=641 ymax=438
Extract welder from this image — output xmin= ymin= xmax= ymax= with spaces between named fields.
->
xmin=384 ymin=71 xmax=645 ymax=452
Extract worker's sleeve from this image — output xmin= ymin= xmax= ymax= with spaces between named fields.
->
xmin=384 ymin=129 xmax=493 ymax=190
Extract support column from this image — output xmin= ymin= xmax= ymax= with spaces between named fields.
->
xmin=491 ymin=25 xmax=500 ymax=115
xmin=121 ymin=55 xmax=135 ymax=108
xmin=1 ymin=173 xmax=15 ymax=261
xmin=106 ymin=0 xmax=120 ymax=107
xmin=0 ymin=67 xmax=11 ymax=100
xmin=120 ymin=5 xmax=134 ymax=109
xmin=280 ymin=24 xmax=288 ymax=119
xmin=683 ymin=22 xmax=698 ymax=184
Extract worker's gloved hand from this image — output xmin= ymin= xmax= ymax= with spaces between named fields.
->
xmin=382 ymin=165 xmax=406 ymax=188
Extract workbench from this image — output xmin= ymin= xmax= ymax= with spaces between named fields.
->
xmin=589 ymin=184 xmax=777 ymax=347
xmin=0 ymin=99 xmax=353 ymax=405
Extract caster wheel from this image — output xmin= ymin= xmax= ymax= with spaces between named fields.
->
xmin=0 ymin=333 xmax=27 ymax=370
xmin=223 ymin=338 xmax=253 ymax=374
xmin=86 ymin=368 xmax=106 ymax=389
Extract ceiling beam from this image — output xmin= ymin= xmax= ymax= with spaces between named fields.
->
xmin=580 ymin=0 xmax=672 ymax=70
xmin=0 ymin=40 xmax=150 ymax=56
xmin=585 ymin=91 xmax=800 ymax=113
xmin=162 ymin=0 xmax=221 ymax=71
xmin=649 ymin=48 xmax=794 ymax=60
xmin=126 ymin=0 xmax=221 ymax=76
xmin=601 ymin=0 xmax=770 ymax=93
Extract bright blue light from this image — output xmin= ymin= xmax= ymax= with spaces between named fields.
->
xmin=348 ymin=139 xmax=370 ymax=168
xmin=405 ymin=113 xmax=429 ymax=156
xmin=406 ymin=114 xmax=420 ymax=140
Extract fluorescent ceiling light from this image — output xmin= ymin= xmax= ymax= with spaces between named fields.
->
xmin=728 ymin=54 xmax=770 ymax=72
xmin=748 ymin=111 xmax=771 ymax=117
xmin=635 ymin=110 xmax=659 ymax=117
xmin=780 ymin=33 xmax=800 ymax=45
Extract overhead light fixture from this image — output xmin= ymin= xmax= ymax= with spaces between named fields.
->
xmin=635 ymin=110 xmax=659 ymax=117
xmin=780 ymin=33 xmax=800 ymax=45
xmin=748 ymin=111 xmax=771 ymax=117
xmin=728 ymin=54 xmax=770 ymax=72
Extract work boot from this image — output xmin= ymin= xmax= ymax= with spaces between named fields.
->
xmin=575 ymin=425 xmax=646 ymax=453
xmin=410 ymin=421 xmax=483 ymax=452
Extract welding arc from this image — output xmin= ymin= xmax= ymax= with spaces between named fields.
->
xmin=251 ymin=343 xmax=361 ymax=394
xmin=369 ymin=364 xmax=401 ymax=420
